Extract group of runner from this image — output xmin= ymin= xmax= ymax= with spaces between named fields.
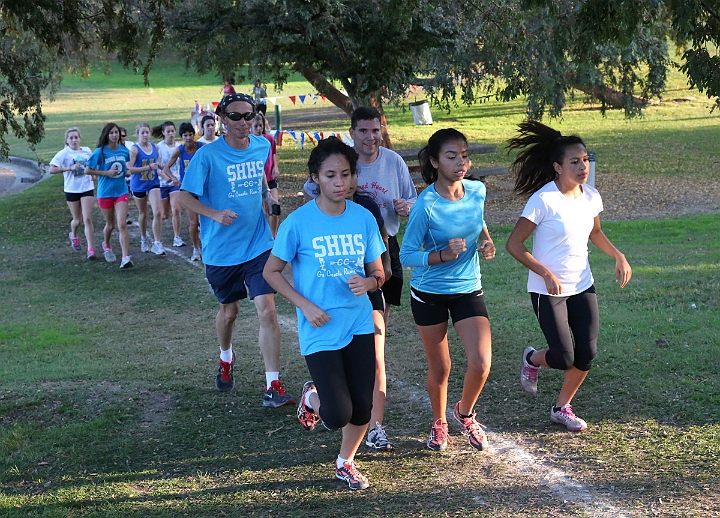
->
xmin=50 ymin=95 xmax=632 ymax=491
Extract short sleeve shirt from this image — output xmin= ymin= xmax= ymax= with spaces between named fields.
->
xmin=181 ymin=135 xmax=273 ymax=266
xmin=521 ymin=181 xmax=603 ymax=296
xmin=271 ymin=200 xmax=385 ymax=356
xmin=87 ymin=145 xmax=130 ymax=198
xmin=49 ymin=146 xmax=93 ymax=193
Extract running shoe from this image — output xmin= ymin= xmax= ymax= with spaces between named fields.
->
xmin=215 ymin=353 xmax=235 ymax=392
xmin=87 ymin=248 xmax=96 ymax=260
xmin=335 ymin=460 xmax=369 ymax=490
xmin=427 ymin=418 xmax=450 ymax=451
xmin=119 ymin=256 xmax=134 ymax=269
xmin=173 ymin=236 xmax=186 ymax=247
xmin=453 ymin=401 xmax=488 ymax=451
xmin=190 ymin=248 xmax=202 ymax=261
xmin=550 ymin=404 xmax=587 ymax=431
xmin=366 ymin=422 xmax=393 ymax=450
xmin=102 ymin=243 xmax=116 ymax=263
xmin=297 ymin=381 xmax=321 ymax=430
xmin=140 ymin=236 xmax=150 ymax=253
xmin=520 ymin=346 xmax=540 ymax=396
xmin=69 ymin=232 xmax=81 ymax=251
xmin=151 ymin=242 xmax=165 ymax=255
xmin=263 ymin=380 xmax=296 ymax=408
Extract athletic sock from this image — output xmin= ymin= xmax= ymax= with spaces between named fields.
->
xmin=553 ymin=405 xmax=562 ymax=413
xmin=336 ymin=455 xmax=351 ymax=469
xmin=265 ymin=371 xmax=279 ymax=388
xmin=526 ymin=352 xmax=538 ymax=367
xmin=303 ymin=387 xmax=316 ymax=411
xmin=220 ymin=347 xmax=233 ymax=363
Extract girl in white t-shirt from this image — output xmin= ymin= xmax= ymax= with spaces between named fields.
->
xmin=505 ymin=121 xmax=632 ymax=432
xmin=48 ymin=127 xmax=96 ymax=259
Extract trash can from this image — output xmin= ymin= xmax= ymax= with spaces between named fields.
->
xmin=409 ymin=100 xmax=433 ymax=125
xmin=587 ymin=151 xmax=596 ymax=188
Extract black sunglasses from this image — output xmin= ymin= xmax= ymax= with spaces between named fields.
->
xmin=120 ymin=134 xmax=126 ymax=138
xmin=225 ymin=111 xmax=256 ymax=121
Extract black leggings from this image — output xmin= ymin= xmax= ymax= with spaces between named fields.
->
xmin=304 ymin=333 xmax=375 ymax=430
xmin=531 ymin=286 xmax=599 ymax=372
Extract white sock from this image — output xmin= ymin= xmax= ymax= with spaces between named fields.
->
xmin=220 ymin=347 xmax=233 ymax=363
xmin=265 ymin=371 xmax=279 ymax=388
xmin=303 ymin=387 xmax=316 ymax=410
xmin=336 ymin=455 xmax=351 ymax=469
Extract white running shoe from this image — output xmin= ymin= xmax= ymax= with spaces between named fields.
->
xmin=520 ymin=346 xmax=540 ymax=396
xmin=173 ymin=236 xmax=186 ymax=247
xmin=102 ymin=244 xmax=116 ymax=263
xmin=119 ymin=256 xmax=134 ymax=269
xmin=140 ymin=236 xmax=150 ymax=253
xmin=190 ymin=248 xmax=202 ymax=261
xmin=550 ymin=404 xmax=587 ymax=431
xmin=366 ymin=422 xmax=393 ymax=450
xmin=151 ymin=242 xmax=165 ymax=255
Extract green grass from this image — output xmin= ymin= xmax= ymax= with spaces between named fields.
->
xmin=1 ymin=56 xmax=719 ymax=517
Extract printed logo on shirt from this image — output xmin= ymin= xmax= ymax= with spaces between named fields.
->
xmin=226 ymin=160 xmax=265 ymax=198
xmin=312 ymin=233 xmax=366 ymax=278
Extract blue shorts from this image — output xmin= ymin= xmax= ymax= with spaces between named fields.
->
xmin=205 ymin=250 xmax=275 ymax=304
xmin=161 ymin=185 xmax=180 ymax=199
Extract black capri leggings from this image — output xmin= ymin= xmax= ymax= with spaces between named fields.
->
xmin=530 ymin=285 xmax=599 ymax=372
xmin=304 ymin=333 xmax=375 ymax=430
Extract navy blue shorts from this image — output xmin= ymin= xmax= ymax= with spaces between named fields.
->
xmin=205 ymin=250 xmax=275 ymax=304
xmin=161 ymin=185 xmax=180 ymax=200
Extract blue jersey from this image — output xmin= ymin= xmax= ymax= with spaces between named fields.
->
xmin=178 ymin=142 xmax=203 ymax=183
xmin=130 ymin=143 xmax=160 ymax=192
xmin=400 ymin=179 xmax=487 ymax=294
xmin=181 ymin=135 xmax=273 ymax=266
xmin=87 ymin=145 xmax=130 ymax=198
xmin=272 ymin=200 xmax=385 ymax=356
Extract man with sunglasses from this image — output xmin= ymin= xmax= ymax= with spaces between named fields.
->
xmin=177 ymin=93 xmax=295 ymax=408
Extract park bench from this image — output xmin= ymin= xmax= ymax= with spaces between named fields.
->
xmin=395 ymin=143 xmax=509 ymax=184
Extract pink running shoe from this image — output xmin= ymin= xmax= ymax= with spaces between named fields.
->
xmin=550 ymin=404 xmax=587 ymax=431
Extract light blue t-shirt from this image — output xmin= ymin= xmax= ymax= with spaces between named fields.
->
xmin=400 ymin=179 xmax=487 ymax=294
xmin=87 ymin=145 xmax=130 ymax=198
xmin=181 ymin=135 xmax=273 ymax=266
xmin=271 ymin=200 xmax=385 ymax=356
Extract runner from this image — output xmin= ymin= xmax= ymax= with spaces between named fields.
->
xmin=48 ymin=127 xmax=96 ymax=259
xmin=156 ymin=121 xmax=185 ymax=247
xmin=197 ymin=115 xmax=218 ymax=144
xmin=84 ymin=123 xmax=133 ymax=269
xmin=399 ymin=128 xmax=496 ymax=452
xmin=505 ymin=121 xmax=632 ymax=431
xmin=128 ymin=123 xmax=165 ymax=256
xmin=263 ymin=136 xmax=385 ymax=490
xmin=177 ymin=93 xmax=295 ymax=407
xmin=163 ymin=122 xmax=204 ymax=261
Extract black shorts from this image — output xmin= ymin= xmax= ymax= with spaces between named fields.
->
xmin=267 ymin=179 xmax=278 ymax=190
xmin=410 ymin=287 xmax=489 ymax=327
xmin=383 ymin=235 xmax=404 ymax=306
xmin=65 ymin=190 xmax=94 ymax=202
xmin=368 ymin=289 xmax=385 ymax=312
xmin=205 ymin=250 xmax=275 ymax=304
xmin=132 ymin=190 xmax=148 ymax=199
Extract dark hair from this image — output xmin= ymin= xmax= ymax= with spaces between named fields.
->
xmin=308 ymin=137 xmax=359 ymax=183
xmin=152 ymin=121 xmax=176 ymax=140
xmin=417 ymin=128 xmax=468 ymax=185
xmin=507 ymin=121 xmax=586 ymax=196
xmin=179 ymin=122 xmax=195 ymax=136
xmin=350 ymin=106 xmax=382 ymax=129
xmin=118 ymin=127 xmax=127 ymax=138
xmin=96 ymin=123 xmax=120 ymax=148
xmin=200 ymin=115 xmax=215 ymax=129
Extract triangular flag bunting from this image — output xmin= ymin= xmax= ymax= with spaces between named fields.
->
xmin=289 ymin=96 xmax=296 ymax=105
xmin=267 ymin=97 xmax=277 ymax=105
xmin=299 ymin=95 xmax=306 ymax=104
xmin=306 ymin=132 xmax=315 ymax=145
xmin=311 ymin=94 xmax=318 ymax=104
xmin=321 ymin=95 xmax=327 ymax=102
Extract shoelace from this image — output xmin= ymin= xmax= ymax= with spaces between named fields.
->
xmin=271 ymin=380 xmax=288 ymax=395
xmin=341 ymin=461 xmax=365 ymax=481
xmin=430 ymin=420 xmax=450 ymax=444
xmin=560 ymin=405 xmax=577 ymax=419
xmin=523 ymin=364 xmax=539 ymax=382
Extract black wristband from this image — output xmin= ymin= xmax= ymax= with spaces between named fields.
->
xmin=439 ymin=249 xmax=445 ymax=262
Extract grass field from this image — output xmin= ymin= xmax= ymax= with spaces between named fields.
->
xmin=1 ymin=57 xmax=719 ymax=517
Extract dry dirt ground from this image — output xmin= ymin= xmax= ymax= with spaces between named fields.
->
xmin=279 ymin=107 xmax=720 ymax=224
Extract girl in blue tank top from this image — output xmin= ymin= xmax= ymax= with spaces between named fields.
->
xmin=128 ymin=123 xmax=166 ymax=256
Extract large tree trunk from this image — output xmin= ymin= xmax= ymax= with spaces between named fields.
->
xmin=292 ymin=64 xmax=394 ymax=149
xmin=572 ymin=83 xmax=646 ymax=109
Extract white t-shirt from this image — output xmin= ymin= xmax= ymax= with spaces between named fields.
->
xmin=157 ymin=140 xmax=180 ymax=186
xmin=197 ymin=136 xmax=217 ymax=145
xmin=521 ymin=181 xmax=603 ymax=296
xmin=49 ymin=146 xmax=94 ymax=193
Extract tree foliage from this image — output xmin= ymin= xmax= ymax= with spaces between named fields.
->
xmin=3 ymin=0 xmax=720 ymax=155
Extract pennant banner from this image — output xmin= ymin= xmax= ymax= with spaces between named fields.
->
xmin=299 ymin=95 xmax=306 ymax=104
xmin=270 ymin=130 xmax=352 ymax=149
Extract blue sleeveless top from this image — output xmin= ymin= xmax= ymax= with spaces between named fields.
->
xmin=130 ymin=142 xmax=160 ymax=192
xmin=178 ymin=142 xmax=203 ymax=182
